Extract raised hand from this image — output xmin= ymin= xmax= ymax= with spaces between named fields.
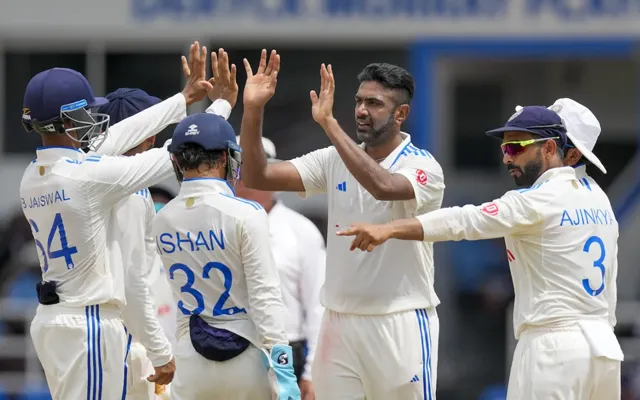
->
xmin=243 ymin=49 xmax=280 ymax=108
xmin=180 ymin=41 xmax=214 ymax=106
xmin=183 ymin=48 xmax=239 ymax=108
xmin=310 ymin=63 xmax=335 ymax=126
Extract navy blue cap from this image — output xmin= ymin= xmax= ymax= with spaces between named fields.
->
xmin=98 ymin=88 xmax=161 ymax=125
xmin=23 ymin=68 xmax=108 ymax=122
xmin=169 ymin=113 xmax=238 ymax=153
xmin=486 ymin=105 xmax=567 ymax=145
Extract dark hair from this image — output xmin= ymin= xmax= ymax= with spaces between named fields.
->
xmin=172 ymin=143 xmax=225 ymax=171
xmin=357 ymin=63 xmax=415 ymax=105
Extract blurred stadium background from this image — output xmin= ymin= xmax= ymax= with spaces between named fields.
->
xmin=1 ymin=0 xmax=640 ymax=398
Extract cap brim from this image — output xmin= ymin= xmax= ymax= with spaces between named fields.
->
xmin=566 ymin=131 xmax=607 ymax=174
xmin=89 ymin=97 xmax=109 ymax=108
xmin=485 ymin=126 xmax=542 ymax=139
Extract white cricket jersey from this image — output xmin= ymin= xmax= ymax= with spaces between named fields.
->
xmin=21 ymin=93 xmax=186 ymax=308
xmin=417 ymin=167 xmax=619 ymax=340
xmin=151 ymin=178 xmax=289 ymax=350
xmin=115 ymin=99 xmax=232 ymax=366
xmin=267 ymin=202 xmax=325 ymax=380
xmin=289 ymin=133 xmax=445 ymax=315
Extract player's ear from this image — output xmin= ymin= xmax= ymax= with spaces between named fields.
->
xmin=395 ymin=104 xmax=410 ymax=125
xmin=563 ymin=148 xmax=582 ymax=166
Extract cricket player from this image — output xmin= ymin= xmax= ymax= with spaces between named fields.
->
xmin=20 ymin=41 xmax=212 ymax=399
xmin=235 ymin=136 xmax=326 ymax=399
xmin=99 ymin=53 xmax=238 ymax=400
xmin=338 ymin=106 xmax=624 ymax=399
xmin=152 ymin=112 xmax=299 ymax=400
xmin=240 ymin=51 xmax=445 ymax=399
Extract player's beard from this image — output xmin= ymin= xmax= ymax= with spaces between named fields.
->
xmin=356 ymin=112 xmax=396 ymax=147
xmin=508 ymin=149 xmax=543 ymax=188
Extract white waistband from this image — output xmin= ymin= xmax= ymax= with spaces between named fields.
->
xmin=35 ymin=303 xmax=121 ymax=318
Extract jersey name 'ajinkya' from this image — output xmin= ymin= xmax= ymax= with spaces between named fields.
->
xmin=559 ymin=208 xmax=615 ymax=227
xmin=156 ymin=229 xmax=225 ymax=254
xmin=21 ymin=190 xmax=71 ymax=209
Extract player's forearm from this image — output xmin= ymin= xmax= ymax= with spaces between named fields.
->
xmin=122 ymin=275 xmax=173 ymax=366
xmin=250 ymin=296 xmax=290 ymax=349
xmin=97 ymin=93 xmax=187 ymax=156
xmin=386 ymin=218 xmax=426 ymax=241
xmin=321 ymin=117 xmax=409 ymax=200
xmin=116 ymin=149 xmax=174 ymax=200
xmin=418 ymin=205 xmax=512 ymax=242
xmin=239 ymin=105 xmax=271 ymax=189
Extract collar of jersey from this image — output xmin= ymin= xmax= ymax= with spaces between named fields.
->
xmin=35 ymin=146 xmax=84 ymax=163
xmin=531 ymin=166 xmax=576 ymax=186
xmin=359 ymin=132 xmax=411 ymax=170
xmin=180 ymin=177 xmax=235 ymax=197
xmin=572 ymin=164 xmax=588 ymax=179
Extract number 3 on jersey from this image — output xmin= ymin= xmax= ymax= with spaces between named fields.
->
xmin=29 ymin=213 xmax=78 ymax=271
xmin=582 ymin=235 xmax=606 ymax=297
xmin=169 ymin=262 xmax=247 ymax=317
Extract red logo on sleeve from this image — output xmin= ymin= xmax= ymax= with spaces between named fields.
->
xmin=506 ymin=249 xmax=515 ymax=262
xmin=416 ymin=169 xmax=428 ymax=185
xmin=482 ymin=202 xmax=499 ymax=216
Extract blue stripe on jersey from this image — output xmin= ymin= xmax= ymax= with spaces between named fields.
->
xmin=389 ymin=142 xmax=434 ymax=169
xmin=416 ymin=309 xmax=433 ymax=400
xmin=121 ymin=333 xmax=133 ymax=400
xmin=220 ymin=193 xmax=263 ymax=210
xmin=135 ymin=188 xmax=149 ymax=198
xmin=423 ymin=309 xmax=433 ymax=400
xmin=85 ymin=156 xmax=102 ymax=163
xmin=91 ymin=306 xmax=98 ymax=400
xmin=515 ymin=179 xmax=551 ymax=193
xmin=86 ymin=306 xmax=92 ymax=400
xmin=96 ymin=305 xmax=103 ymax=400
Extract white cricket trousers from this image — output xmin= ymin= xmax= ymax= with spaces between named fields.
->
xmin=507 ymin=326 xmax=621 ymax=400
xmin=30 ymin=303 xmax=128 ymax=400
xmin=169 ymin=333 xmax=271 ymax=400
xmin=125 ymin=340 xmax=155 ymax=400
xmin=312 ymin=307 xmax=439 ymax=400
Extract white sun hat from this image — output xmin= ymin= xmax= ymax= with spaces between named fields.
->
xmin=547 ymin=98 xmax=606 ymax=174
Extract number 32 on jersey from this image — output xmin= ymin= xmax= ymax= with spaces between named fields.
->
xmin=169 ymin=262 xmax=247 ymax=317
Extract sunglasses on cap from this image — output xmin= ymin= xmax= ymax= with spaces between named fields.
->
xmin=501 ymin=136 xmax=561 ymax=156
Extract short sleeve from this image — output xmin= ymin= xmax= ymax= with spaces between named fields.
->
xmin=394 ymin=159 xmax=445 ymax=214
xmin=288 ymin=146 xmax=335 ymax=198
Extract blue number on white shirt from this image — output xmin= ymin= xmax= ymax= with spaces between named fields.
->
xmin=29 ymin=213 xmax=77 ymax=271
xmin=203 ymin=262 xmax=247 ymax=316
xmin=28 ymin=220 xmax=48 ymax=273
xmin=169 ymin=263 xmax=205 ymax=315
xmin=169 ymin=262 xmax=247 ymax=317
xmin=47 ymin=213 xmax=78 ymax=269
xmin=582 ymin=236 xmax=606 ymax=296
